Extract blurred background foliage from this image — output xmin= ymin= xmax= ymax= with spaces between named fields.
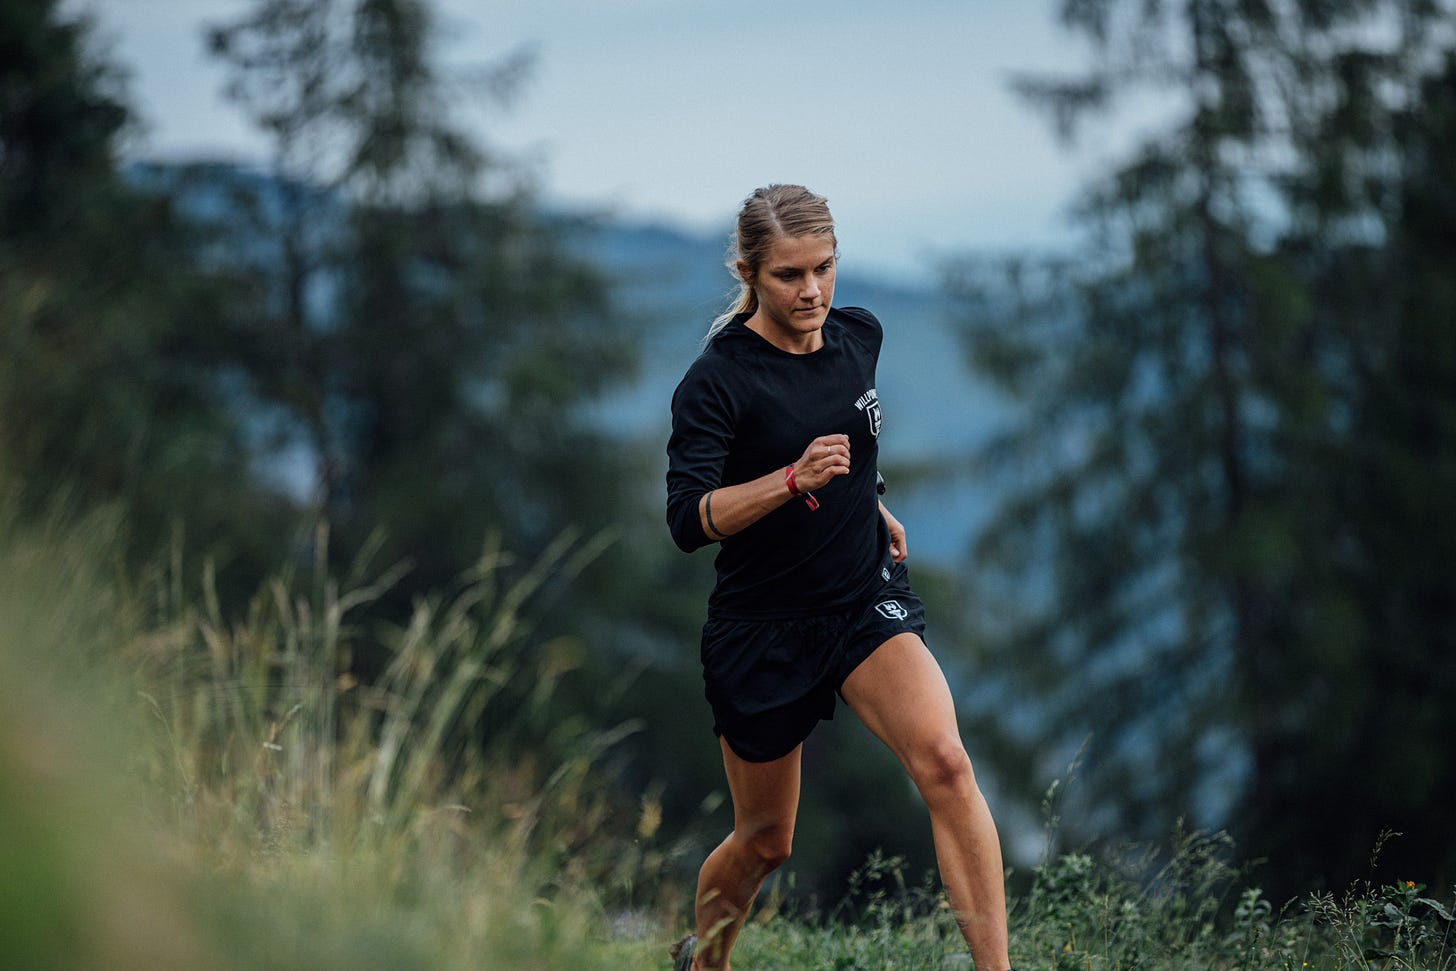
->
xmin=1 ymin=0 xmax=1453 ymax=941
xmin=946 ymin=0 xmax=1456 ymax=900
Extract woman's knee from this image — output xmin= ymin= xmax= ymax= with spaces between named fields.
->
xmin=909 ymin=733 xmax=975 ymax=799
xmin=739 ymin=822 xmax=793 ymax=872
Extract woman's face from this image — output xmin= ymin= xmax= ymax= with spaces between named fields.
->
xmin=740 ymin=233 xmax=837 ymax=352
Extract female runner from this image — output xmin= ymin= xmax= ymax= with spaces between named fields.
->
xmin=666 ymin=184 xmax=1014 ymax=971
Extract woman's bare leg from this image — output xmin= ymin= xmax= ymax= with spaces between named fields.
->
xmin=840 ymin=633 xmax=1011 ymax=970
xmin=691 ymin=739 xmax=802 ymax=970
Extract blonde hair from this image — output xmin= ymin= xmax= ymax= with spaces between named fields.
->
xmin=706 ymin=184 xmax=837 ymax=341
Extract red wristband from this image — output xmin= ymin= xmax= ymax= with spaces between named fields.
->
xmin=784 ymin=466 xmax=820 ymax=511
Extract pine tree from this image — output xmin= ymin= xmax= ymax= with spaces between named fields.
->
xmin=0 ymin=0 xmax=292 ymax=582
xmin=203 ymin=0 xmax=644 ymax=597
xmin=949 ymin=0 xmax=1456 ymax=894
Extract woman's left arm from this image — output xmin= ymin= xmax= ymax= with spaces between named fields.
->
xmin=879 ymin=501 xmax=907 ymax=563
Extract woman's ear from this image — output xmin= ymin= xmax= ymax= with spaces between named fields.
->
xmin=736 ymin=260 xmax=754 ymax=285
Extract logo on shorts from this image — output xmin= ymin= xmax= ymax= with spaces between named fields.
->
xmin=881 ymin=566 xmax=891 ymax=581
xmin=875 ymin=600 xmax=908 ymax=621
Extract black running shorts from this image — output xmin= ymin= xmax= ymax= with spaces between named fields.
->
xmin=698 ymin=561 xmax=928 ymax=763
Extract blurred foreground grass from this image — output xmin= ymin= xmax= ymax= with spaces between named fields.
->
xmin=3 ymin=507 xmax=1453 ymax=970
xmin=0 ymin=509 xmax=665 ymax=970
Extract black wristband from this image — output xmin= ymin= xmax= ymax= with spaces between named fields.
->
xmin=705 ymin=490 xmax=723 ymax=538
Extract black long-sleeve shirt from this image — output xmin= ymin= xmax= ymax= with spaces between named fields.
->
xmin=666 ymin=307 xmax=892 ymax=619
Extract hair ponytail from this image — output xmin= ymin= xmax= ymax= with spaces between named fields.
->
xmin=706 ymin=275 xmax=757 ymax=342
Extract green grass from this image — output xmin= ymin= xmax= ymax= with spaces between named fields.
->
xmin=2 ymin=510 xmax=1452 ymax=970
xmin=716 ymin=834 xmax=1456 ymax=970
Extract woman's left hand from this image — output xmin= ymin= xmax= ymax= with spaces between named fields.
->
xmin=879 ymin=502 xmax=907 ymax=563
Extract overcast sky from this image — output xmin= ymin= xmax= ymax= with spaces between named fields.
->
xmin=86 ymin=0 xmax=1179 ymax=283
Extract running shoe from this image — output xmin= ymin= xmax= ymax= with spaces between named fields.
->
xmin=669 ymin=933 xmax=696 ymax=971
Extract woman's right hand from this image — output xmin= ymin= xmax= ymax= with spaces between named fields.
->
xmin=792 ymin=434 xmax=851 ymax=493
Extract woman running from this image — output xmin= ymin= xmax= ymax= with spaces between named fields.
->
xmin=665 ymin=184 xmax=1015 ymax=971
